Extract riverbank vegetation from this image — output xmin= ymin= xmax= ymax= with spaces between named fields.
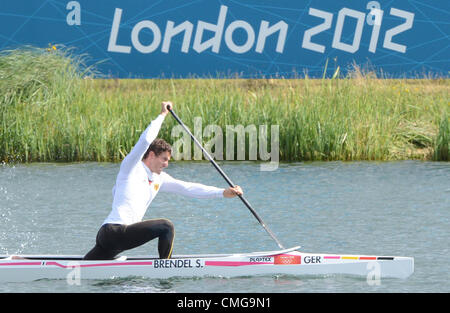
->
xmin=1 ymin=46 xmax=448 ymax=163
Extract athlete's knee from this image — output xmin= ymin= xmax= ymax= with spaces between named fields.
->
xmin=160 ymin=219 xmax=174 ymax=233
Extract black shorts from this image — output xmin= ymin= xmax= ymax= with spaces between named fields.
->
xmin=83 ymin=219 xmax=175 ymax=260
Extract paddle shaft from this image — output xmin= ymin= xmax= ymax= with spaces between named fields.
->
xmin=167 ymin=107 xmax=285 ymax=249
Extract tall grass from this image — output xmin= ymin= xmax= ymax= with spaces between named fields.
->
xmin=0 ymin=46 xmax=91 ymax=162
xmin=434 ymin=114 xmax=449 ymax=161
xmin=0 ymin=46 xmax=448 ymax=163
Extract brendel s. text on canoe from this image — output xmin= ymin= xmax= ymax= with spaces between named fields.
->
xmin=154 ymin=259 xmax=204 ymax=268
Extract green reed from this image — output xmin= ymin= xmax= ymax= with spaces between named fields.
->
xmin=0 ymin=47 xmax=448 ymax=163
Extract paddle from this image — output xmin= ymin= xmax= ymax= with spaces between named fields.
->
xmin=167 ymin=105 xmax=285 ymax=249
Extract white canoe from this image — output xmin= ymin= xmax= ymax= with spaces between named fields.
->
xmin=0 ymin=246 xmax=414 ymax=282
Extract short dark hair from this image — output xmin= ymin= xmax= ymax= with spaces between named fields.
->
xmin=143 ymin=138 xmax=172 ymax=160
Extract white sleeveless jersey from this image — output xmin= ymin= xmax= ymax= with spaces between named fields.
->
xmin=103 ymin=114 xmax=224 ymax=226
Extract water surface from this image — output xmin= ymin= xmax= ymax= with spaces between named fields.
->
xmin=0 ymin=161 xmax=448 ymax=292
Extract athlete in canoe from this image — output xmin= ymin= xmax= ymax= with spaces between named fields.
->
xmin=84 ymin=101 xmax=243 ymax=260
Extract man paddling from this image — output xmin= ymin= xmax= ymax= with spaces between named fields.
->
xmin=84 ymin=101 xmax=243 ymax=260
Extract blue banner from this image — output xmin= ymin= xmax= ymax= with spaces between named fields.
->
xmin=1 ymin=0 xmax=448 ymax=78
